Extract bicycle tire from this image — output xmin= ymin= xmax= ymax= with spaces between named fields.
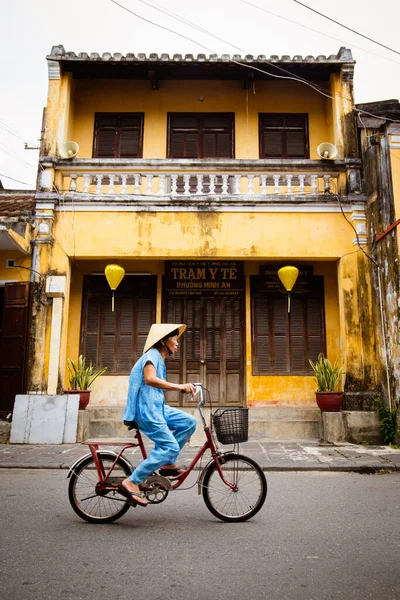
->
xmin=202 ymin=453 xmax=267 ymax=522
xmin=68 ymin=453 xmax=133 ymax=523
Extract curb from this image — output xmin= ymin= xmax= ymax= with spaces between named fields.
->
xmin=0 ymin=463 xmax=398 ymax=473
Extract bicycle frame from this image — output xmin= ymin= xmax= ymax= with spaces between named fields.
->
xmin=80 ymin=384 xmax=237 ymax=493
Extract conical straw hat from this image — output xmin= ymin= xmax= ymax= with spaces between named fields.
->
xmin=143 ymin=323 xmax=186 ymax=354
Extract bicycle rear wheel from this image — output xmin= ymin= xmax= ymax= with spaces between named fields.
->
xmin=202 ymin=453 xmax=267 ymax=522
xmin=68 ymin=453 xmax=132 ymax=523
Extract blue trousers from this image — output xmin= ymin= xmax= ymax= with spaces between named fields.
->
xmin=130 ymin=405 xmax=197 ymax=484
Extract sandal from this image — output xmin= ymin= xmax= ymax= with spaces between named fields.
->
xmin=118 ymin=484 xmax=148 ymax=507
xmin=159 ymin=465 xmax=186 ymax=477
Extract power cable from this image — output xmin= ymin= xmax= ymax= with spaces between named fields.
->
xmin=241 ymin=0 xmax=400 ymax=66
xmin=0 ymin=144 xmax=38 ymax=169
xmin=0 ymin=173 xmax=35 ymax=187
xmin=109 ymin=0 xmax=400 ymax=126
xmin=293 ymin=0 xmax=400 ymax=57
xmin=0 ymin=118 xmax=39 ymax=146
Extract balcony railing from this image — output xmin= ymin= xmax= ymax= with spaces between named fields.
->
xmin=39 ymin=158 xmax=363 ymax=203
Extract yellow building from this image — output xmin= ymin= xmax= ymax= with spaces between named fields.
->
xmin=27 ymin=45 xmax=381 ymax=435
xmin=356 ymin=99 xmax=400 ymax=409
xmin=0 ymin=188 xmax=34 ymax=417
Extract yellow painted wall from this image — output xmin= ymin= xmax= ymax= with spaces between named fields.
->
xmin=0 ymin=252 xmax=31 ymax=281
xmin=52 ymin=211 xmax=357 ymax=260
xmin=389 ymin=144 xmax=400 ymax=248
xmin=68 ymin=78 xmax=333 ymax=160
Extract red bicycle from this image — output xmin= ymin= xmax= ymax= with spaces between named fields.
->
xmin=67 ymin=384 xmax=267 ymax=523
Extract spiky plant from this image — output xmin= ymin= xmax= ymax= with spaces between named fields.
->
xmin=67 ymin=355 xmax=107 ymax=390
xmin=308 ymin=353 xmax=343 ymax=392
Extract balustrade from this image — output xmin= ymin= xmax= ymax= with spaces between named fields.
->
xmin=63 ymin=171 xmax=341 ymax=197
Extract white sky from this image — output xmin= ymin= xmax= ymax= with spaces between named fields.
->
xmin=1 ymin=0 xmax=399 ymax=189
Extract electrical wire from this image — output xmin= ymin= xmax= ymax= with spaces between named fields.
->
xmin=109 ymin=0 xmax=400 ymax=126
xmin=0 ymin=173 xmax=34 ymax=187
xmin=0 ymin=118 xmax=39 ymax=147
xmin=0 ymin=144 xmax=38 ymax=169
xmin=293 ymin=0 xmax=400 ymax=57
xmin=241 ymin=0 xmax=400 ymax=66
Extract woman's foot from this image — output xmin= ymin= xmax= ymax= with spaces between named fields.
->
xmin=120 ymin=478 xmax=148 ymax=507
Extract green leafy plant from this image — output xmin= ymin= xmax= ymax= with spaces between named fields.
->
xmin=67 ymin=355 xmax=107 ymax=390
xmin=375 ymin=397 xmax=398 ymax=445
xmin=308 ymin=353 xmax=343 ymax=391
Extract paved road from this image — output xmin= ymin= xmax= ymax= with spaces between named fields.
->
xmin=1 ymin=441 xmax=400 ymax=471
xmin=1 ymin=469 xmax=400 ymax=600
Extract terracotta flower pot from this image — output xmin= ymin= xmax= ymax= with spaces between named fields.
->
xmin=63 ymin=390 xmax=91 ymax=410
xmin=316 ymin=391 xmax=343 ymax=412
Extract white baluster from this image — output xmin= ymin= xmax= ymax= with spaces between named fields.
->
xmin=96 ymin=174 xmax=103 ymax=194
xmin=323 ymin=174 xmax=331 ymax=193
xmin=260 ymin=175 xmax=267 ymax=195
xmin=196 ymin=174 xmax=203 ymax=195
xmin=286 ymin=174 xmax=293 ymax=194
xmin=146 ymin=174 xmax=153 ymax=195
xmin=247 ymin=174 xmax=254 ymax=195
xmin=209 ymin=174 xmax=216 ymax=195
xmin=183 ymin=174 xmax=190 ymax=195
xmin=311 ymin=174 xmax=318 ymax=194
xmin=121 ymin=174 xmax=128 ymax=194
xmin=298 ymin=174 xmax=305 ymax=194
xmin=158 ymin=174 xmax=166 ymax=196
xmin=69 ymin=174 xmax=77 ymax=192
xmin=133 ymin=174 xmax=141 ymax=194
xmin=222 ymin=174 xmax=229 ymax=195
xmin=83 ymin=173 xmax=90 ymax=193
xmin=108 ymin=174 xmax=115 ymax=194
xmin=234 ymin=174 xmax=241 ymax=195
xmin=273 ymin=174 xmax=280 ymax=194
xmin=171 ymin=174 xmax=178 ymax=195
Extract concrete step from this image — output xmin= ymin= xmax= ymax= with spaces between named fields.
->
xmin=82 ymin=405 xmax=321 ymax=442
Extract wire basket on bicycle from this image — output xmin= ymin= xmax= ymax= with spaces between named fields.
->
xmin=212 ymin=407 xmax=249 ymax=444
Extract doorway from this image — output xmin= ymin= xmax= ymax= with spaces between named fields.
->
xmin=163 ymin=294 xmax=245 ymax=407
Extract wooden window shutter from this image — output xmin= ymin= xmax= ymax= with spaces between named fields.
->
xmin=93 ymin=113 xmax=143 ymax=158
xmin=259 ymin=114 xmax=309 ymax=159
xmin=168 ymin=114 xmax=234 ymax=158
xmin=251 ymin=275 xmax=325 ymax=375
xmin=81 ymin=276 xmax=156 ymax=374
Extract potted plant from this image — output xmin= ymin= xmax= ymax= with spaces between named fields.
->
xmin=308 ymin=353 xmax=344 ymax=412
xmin=64 ymin=355 xmax=107 ymax=409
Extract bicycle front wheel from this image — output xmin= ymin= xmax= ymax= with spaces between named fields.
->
xmin=68 ymin=453 xmax=132 ymax=523
xmin=202 ymin=453 xmax=267 ymax=522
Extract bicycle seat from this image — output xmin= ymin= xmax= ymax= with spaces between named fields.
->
xmin=123 ymin=420 xmax=139 ymax=431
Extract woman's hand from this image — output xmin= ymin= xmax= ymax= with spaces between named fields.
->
xmin=179 ymin=383 xmax=197 ymax=395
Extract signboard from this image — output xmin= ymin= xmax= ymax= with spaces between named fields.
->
xmin=164 ymin=261 xmax=244 ymax=296
xmin=260 ymin=265 xmax=314 ymax=293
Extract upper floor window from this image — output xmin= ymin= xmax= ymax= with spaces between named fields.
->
xmin=259 ymin=114 xmax=309 ymax=159
xmin=167 ymin=113 xmax=234 ymax=158
xmin=93 ymin=113 xmax=144 ymax=158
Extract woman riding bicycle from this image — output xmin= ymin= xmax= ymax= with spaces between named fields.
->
xmin=120 ymin=323 xmax=197 ymax=507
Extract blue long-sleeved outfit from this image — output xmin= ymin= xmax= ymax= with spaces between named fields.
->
xmin=122 ymin=348 xmax=197 ymax=484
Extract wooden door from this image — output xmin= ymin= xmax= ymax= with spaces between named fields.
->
xmin=163 ymin=295 xmax=245 ymax=406
xmin=0 ymin=282 xmax=31 ymax=416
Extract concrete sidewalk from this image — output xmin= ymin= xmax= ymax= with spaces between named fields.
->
xmin=1 ymin=439 xmax=400 ymax=472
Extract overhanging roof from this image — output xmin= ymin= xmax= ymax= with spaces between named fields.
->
xmin=47 ymin=45 xmax=354 ymax=82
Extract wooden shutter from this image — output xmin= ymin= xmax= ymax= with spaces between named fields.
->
xmin=0 ymin=282 xmax=31 ymax=415
xmin=259 ymin=114 xmax=309 ymax=158
xmin=251 ymin=276 xmax=325 ymax=375
xmin=168 ymin=114 xmax=234 ymax=158
xmin=93 ymin=113 xmax=143 ymax=158
xmin=81 ymin=276 xmax=156 ymax=374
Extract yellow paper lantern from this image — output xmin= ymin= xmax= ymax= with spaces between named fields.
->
xmin=278 ymin=266 xmax=299 ymax=313
xmin=105 ymin=264 xmax=125 ymax=312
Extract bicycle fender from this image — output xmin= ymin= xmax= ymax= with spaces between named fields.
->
xmin=197 ymin=451 xmax=236 ymax=494
xmin=66 ymin=450 xmax=133 ymax=478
